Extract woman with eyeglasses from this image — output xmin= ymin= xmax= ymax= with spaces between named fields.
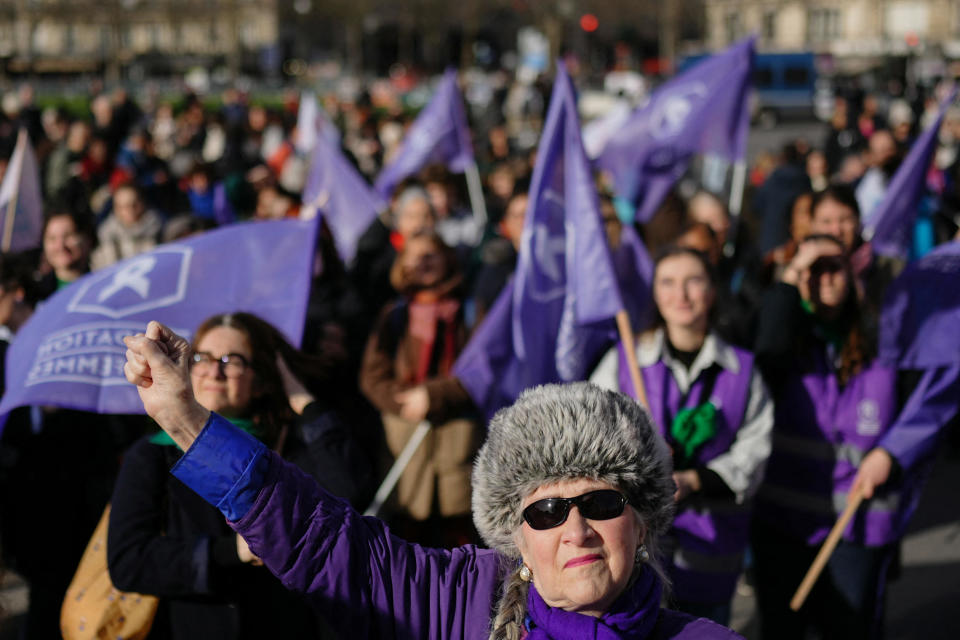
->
xmin=589 ymin=246 xmax=774 ymax=625
xmin=122 ymin=321 xmax=743 ymax=639
xmin=752 ymin=233 xmax=907 ymax=640
xmin=107 ymin=312 xmax=372 ymax=640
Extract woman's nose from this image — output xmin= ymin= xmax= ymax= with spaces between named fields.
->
xmin=560 ymin=506 xmax=596 ymax=545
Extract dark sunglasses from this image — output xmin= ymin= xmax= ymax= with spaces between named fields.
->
xmin=522 ymin=489 xmax=628 ymax=530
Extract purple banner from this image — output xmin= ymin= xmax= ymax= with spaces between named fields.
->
xmin=865 ymin=90 xmax=957 ymax=258
xmin=454 ymin=62 xmax=630 ymax=419
xmin=302 ymin=131 xmax=386 ymax=265
xmin=596 ymin=37 xmax=753 ymax=223
xmin=374 ymin=68 xmax=474 ymax=198
xmin=879 ymin=240 xmax=960 ymax=369
xmin=0 ymin=218 xmax=318 ymax=417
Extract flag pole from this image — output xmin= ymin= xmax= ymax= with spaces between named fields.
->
xmin=790 ymin=486 xmax=865 ymax=611
xmin=364 ymin=420 xmax=432 ymax=518
xmin=615 ymin=309 xmax=648 ymax=409
xmin=728 ymin=159 xmax=746 ymax=217
xmin=464 ymin=161 xmax=488 ymax=232
xmin=723 ymin=159 xmax=747 ymax=258
xmin=1 ymin=129 xmax=27 ymax=253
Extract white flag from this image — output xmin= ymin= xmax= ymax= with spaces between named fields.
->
xmin=0 ymin=129 xmax=44 ymax=253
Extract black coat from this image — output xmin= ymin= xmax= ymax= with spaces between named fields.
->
xmin=107 ymin=403 xmax=373 ymax=640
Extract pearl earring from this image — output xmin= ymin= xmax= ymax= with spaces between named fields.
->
xmin=519 ymin=565 xmax=532 ymax=582
xmin=635 ymin=544 xmax=649 ymax=564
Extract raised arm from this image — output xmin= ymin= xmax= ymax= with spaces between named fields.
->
xmin=124 ymin=322 xmax=502 ymax=640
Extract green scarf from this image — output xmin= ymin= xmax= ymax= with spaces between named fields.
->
xmin=149 ymin=416 xmax=261 ymax=452
xmin=669 ymin=402 xmax=717 ymax=469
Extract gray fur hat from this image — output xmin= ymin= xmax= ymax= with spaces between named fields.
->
xmin=472 ymin=382 xmax=675 ymax=559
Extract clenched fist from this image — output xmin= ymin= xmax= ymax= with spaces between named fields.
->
xmin=124 ymin=321 xmax=210 ymax=450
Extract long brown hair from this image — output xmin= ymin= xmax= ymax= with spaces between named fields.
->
xmin=191 ymin=312 xmax=333 ymax=446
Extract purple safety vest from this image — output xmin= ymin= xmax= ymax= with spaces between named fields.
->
xmin=617 ymin=341 xmax=754 ymax=604
xmin=755 ymin=355 xmax=901 ymax=547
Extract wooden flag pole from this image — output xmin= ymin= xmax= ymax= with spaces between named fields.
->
xmin=1 ymin=129 xmax=27 ymax=253
xmin=790 ymin=486 xmax=865 ymax=611
xmin=615 ymin=309 xmax=648 ymax=409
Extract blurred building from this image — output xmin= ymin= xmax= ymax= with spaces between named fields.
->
xmin=278 ymin=0 xmax=706 ymax=78
xmin=0 ymin=0 xmax=707 ymax=81
xmin=0 ymin=0 xmax=278 ymax=78
xmin=705 ymin=0 xmax=960 ymax=58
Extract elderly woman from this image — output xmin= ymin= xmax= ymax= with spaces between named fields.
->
xmin=123 ymin=323 xmax=741 ymax=640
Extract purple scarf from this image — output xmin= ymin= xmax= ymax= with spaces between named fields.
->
xmin=525 ymin=566 xmax=662 ymax=639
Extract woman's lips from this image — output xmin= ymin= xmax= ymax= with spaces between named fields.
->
xmin=564 ymin=554 xmax=602 ymax=569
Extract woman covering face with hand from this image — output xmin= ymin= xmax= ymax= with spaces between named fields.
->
xmin=753 ymin=234 xmax=912 ymax=640
xmin=123 ymin=322 xmax=742 ymax=640
xmin=590 ymin=246 xmax=773 ymax=625
xmin=108 ymin=313 xmax=372 ymax=640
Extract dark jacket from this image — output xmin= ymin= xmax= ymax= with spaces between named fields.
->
xmin=472 ymin=237 xmax=516 ymax=325
xmin=107 ymin=403 xmax=372 ymax=640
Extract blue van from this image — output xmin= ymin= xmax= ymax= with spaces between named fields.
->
xmin=678 ymin=50 xmax=833 ymax=127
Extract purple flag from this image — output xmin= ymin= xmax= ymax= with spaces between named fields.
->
xmin=0 ymin=129 xmax=43 ymax=253
xmin=302 ymin=132 xmax=386 ymax=265
xmin=865 ymin=90 xmax=956 ymax=258
xmin=0 ymin=218 xmax=318 ymax=417
xmin=879 ymin=240 xmax=960 ymax=370
xmin=596 ymin=37 xmax=754 ymax=223
xmin=454 ymin=62 xmax=628 ymax=418
xmin=452 ymin=279 xmax=523 ymax=418
xmin=373 ymin=69 xmax=474 ymax=198
xmin=877 ymin=242 xmax=960 ymax=530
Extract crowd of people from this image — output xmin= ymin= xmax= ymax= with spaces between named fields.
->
xmin=0 ymin=70 xmax=958 ymax=640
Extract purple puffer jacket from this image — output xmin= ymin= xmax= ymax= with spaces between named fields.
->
xmin=173 ymin=414 xmax=743 ymax=640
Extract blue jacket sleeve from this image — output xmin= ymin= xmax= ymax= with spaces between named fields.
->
xmin=880 ymin=365 xmax=960 ymax=471
xmin=170 ymin=412 xmax=503 ymax=639
xmin=171 ymin=413 xmax=270 ymax=521
xmin=230 ymin=450 xmax=503 ymax=640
